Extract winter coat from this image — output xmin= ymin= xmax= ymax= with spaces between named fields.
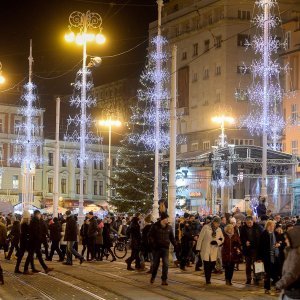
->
xmin=49 ymin=221 xmax=62 ymax=242
xmin=257 ymin=203 xmax=267 ymax=218
xmin=29 ymin=216 xmax=42 ymax=249
xmin=148 ymin=221 xmax=176 ymax=250
xmin=221 ymin=232 xmax=241 ymax=264
xmin=64 ymin=215 xmax=78 ymax=242
xmin=276 ymin=226 xmax=300 ymax=299
xmin=96 ymin=226 xmax=103 ymax=245
xmin=240 ymin=223 xmax=262 ymax=258
xmin=128 ymin=219 xmax=142 ymax=249
xmin=87 ymin=217 xmax=98 ymax=238
xmin=196 ymin=224 xmax=224 ymax=262
xmin=257 ymin=230 xmax=279 ymax=263
xmin=141 ymin=223 xmax=152 ymax=251
xmin=0 ymin=222 xmax=7 ymax=247
xmin=40 ymin=219 xmax=49 ymax=241
xmin=20 ymin=222 xmax=30 ymax=250
xmin=80 ymin=223 xmax=89 ymax=245
xmin=102 ymin=223 xmax=113 ymax=248
xmin=60 ymin=222 xmax=67 ymax=246
xmin=9 ymin=220 xmax=20 ymax=245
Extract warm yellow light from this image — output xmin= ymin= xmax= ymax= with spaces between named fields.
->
xmin=212 ymin=115 xmax=234 ymax=124
xmin=65 ymin=32 xmax=75 ymax=43
xmin=96 ymin=33 xmax=106 ymax=44
xmin=75 ymin=34 xmax=84 ymax=45
xmin=99 ymin=119 xmax=121 ymax=127
xmin=0 ymin=75 xmax=5 ymax=84
xmin=86 ymin=33 xmax=95 ymax=42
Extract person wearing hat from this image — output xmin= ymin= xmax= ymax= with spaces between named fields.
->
xmin=148 ymin=212 xmax=176 ymax=286
xmin=196 ymin=216 xmax=224 ymax=284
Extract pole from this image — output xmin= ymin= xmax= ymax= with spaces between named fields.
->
xmin=168 ymin=45 xmax=177 ymax=232
xmin=261 ymin=0 xmax=270 ymax=200
xmin=107 ymin=117 xmax=112 ymax=201
xmin=79 ymin=17 xmax=87 ymax=225
xmin=153 ymin=0 xmax=164 ymax=221
xmin=220 ymin=120 xmax=225 ymax=148
xmin=53 ymin=97 xmax=60 ymax=217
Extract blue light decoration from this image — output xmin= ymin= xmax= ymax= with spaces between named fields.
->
xmin=63 ymin=68 xmax=103 ymax=164
xmin=241 ymin=0 xmax=286 ymax=151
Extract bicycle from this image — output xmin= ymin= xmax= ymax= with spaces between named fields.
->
xmin=113 ymin=236 xmax=129 ymax=259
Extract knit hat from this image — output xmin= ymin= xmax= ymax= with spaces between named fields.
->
xmin=160 ymin=212 xmax=169 ymax=221
xmin=65 ymin=210 xmax=71 ymax=216
xmin=22 ymin=210 xmax=31 ymax=219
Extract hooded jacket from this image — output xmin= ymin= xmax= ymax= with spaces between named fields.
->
xmin=276 ymin=226 xmax=300 ymax=299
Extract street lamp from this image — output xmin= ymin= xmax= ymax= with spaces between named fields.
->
xmin=212 ymin=115 xmax=235 ymax=148
xmin=65 ymin=11 xmax=105 ymax=224
xmin=0 ymin=63 xmax=5 ymax=85
xmin=98 ymin=118 xmax=121 ymax=202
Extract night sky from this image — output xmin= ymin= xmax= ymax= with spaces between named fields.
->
xmin=0 ymin=0 xmax=157 ymax=139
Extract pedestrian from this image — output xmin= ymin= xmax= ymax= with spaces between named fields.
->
xmin=221 ymin=224 xmax=241 ymax=285
xmin=257 ymin=196 xmax=267 ymax=218
xmin=87 ymin=211 xmax=97 ymax=261
xmin=60 ymin=220 xmax=67 ymax=260
xmin=148 ymin=212 xmax=176 ymax=286
xmin=240 ymin=215 xmax=263 ymax=285
xmin=125 ymin=216 xmax=142 ymax=270
xmin=100 ymin=218 xmax=116 ymax=262
xmin=196 ymin=216 xmax=224 ymax=284
xmin=257 ymin=220 xmax=281 ymax=295
xmin=23 ymin=210 xmax=53 ymax=274
xmin=275 ymin=226 xmax=300 ymax=300
xmin=47 ymin=217 xmax=63 ymax=261
xmin=6 ymin=219 xmax=20 ymax=260
xmin=95 ymin=219 xmax=103 ymax=260
xmin=80 ymin=217 xmax=89 ymax=260
xmin=63 ymin=210 xmax=84 ymax=265
xmin=141 ymin=214 xmax=153 ymax=272
xmin=0 ymin=218 xmax=8 ymax=259
xmin=40 ymin=214 xmax=49 ymax=259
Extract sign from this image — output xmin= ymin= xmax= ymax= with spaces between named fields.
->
xmin=189 ymin=191 xmax=202 ymax=198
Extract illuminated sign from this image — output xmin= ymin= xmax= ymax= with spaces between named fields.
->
xmin=189 ymin=191 xmax=202 ymax=198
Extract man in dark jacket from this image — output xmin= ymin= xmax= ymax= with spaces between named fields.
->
xmin=257 ymin=197 xmax=267 ymax=218
xmin=47 ymin=217 xmax=63 ymax=261
xmin=87 ymin=211 xmax=97 ymax=261
xmin=148 ymin=212 xmax=176 ymax=286
xmin=240 ymin=216 xmax=263 ymax=285
xmin=40 ymin=214 xmax=49 ymax=259
xmin=24 ymin=210 xmax=53 ymax=274
xmin=64 ymin=210 xmax=84 ymax=265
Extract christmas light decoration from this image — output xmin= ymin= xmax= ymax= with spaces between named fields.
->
xmin=12 ymin=41 xmax=43 ymax=211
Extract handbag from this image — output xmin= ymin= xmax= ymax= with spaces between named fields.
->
xmin=254 ymin=261 xmax=265 ymax=274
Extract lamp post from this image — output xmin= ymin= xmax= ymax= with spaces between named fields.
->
xmin=0 ymin=63 xmax=5 ymax=85
xmin=98 ymin=118 xmax=121 ymax=201
xmin=65 ymin=11 xmax=105 ymax=224
xmin=212 ymin=115 xmax=235 ymax=148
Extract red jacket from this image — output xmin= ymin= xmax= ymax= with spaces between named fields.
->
xmin=221 ymin=232 xmax=241 ymax=264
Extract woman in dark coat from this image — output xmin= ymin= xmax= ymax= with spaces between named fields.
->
xmin=100 ymin=218 xmax=116 ymax=262
xmin=47 ymin=217 xmax=63 ymax=261
xmin=80 ymin=218 xmax=89 ymax=259
xmin=222 ymin=224 xmax=241 ymax=285
xmin=6 ymin=220 xmax=20 ymax=260
xmin=257 ymin=220 xmax=281 ymax=294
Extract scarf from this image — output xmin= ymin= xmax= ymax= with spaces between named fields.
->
xmin=269 ymin=232 xmax=279 ymax=263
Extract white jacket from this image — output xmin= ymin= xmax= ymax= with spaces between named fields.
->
xmin=60 ymin=222 xmax=67 ymax=246
xmin=196 ymin=224 xmax=224 ymax=262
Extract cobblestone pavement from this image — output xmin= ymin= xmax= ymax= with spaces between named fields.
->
xmin=0 ymin=254 xmax=276 ymax=300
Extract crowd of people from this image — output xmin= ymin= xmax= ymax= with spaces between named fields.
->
xmin=0 ymin=202 xmax=299 ymax=300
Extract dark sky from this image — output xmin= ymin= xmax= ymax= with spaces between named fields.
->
xmin=0 ymin=0 xmax=157 ymax=139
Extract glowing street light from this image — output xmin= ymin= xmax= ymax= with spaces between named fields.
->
xmin=0 ymin=63 xmax=5 ymax=85
xmin=65 ymin=10 xmax=105 ymax=224
xmin=98 ymin=118 xmax=121 ymax=201
xmin=212 ymin=115 xmax=235 ymax=148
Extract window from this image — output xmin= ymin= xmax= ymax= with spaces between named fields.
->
xmin=99 ymin=160 xmax=104 ymax=170
xmin=238 ymin=10 xmax=251 ymax=20
xmin=191 ymin=142 xmax=199 ymax=151
xmin=48 ymin=177 xmax=53 ymax=193
xmin=99 ymin=181 xmax=104 ymax=196
xmin=12 ymin=175 xmax=19 ymax=189
xmin=61 ymin=178 xmax=67 ymax=194
xmin=291 ymin=104 xmax=298 ymax=125
xmin=83 ymin=180 xmax=86 ymax=195
xmin=0 ymin=173 xmax=2 ymax=189
xmin=215 ymin=91 xmax=221 ymax=103
xmin=215 ymin=36 xmax=222 ymax=48
xmin=193 ymin=43 xmax=198 ymax=56
xmin=203 ymin=141 xmax=211 ymax=151
xmin=291 ymin=140 xmax=298 ymax=155
xmin=76 ymin=179 xmax=80 ymax=194
xmin=0 ymin=119 xmax=3 ymax=133
xmin=285 ymin=31 xmax=291 ymax=50
xmin=14 ymin=119 xmax=21 ymax=134
xmin=237 ymin=65 xmax=250 ymax=74
xmin=182 ymin=51 xmax=187 ymax=60
xmin=76 ymin=159 xmax=80 ymax=168
xmin=237 ymin=34 xmax=250 ymax=47
xmin=204 ymin=39 xmax=210 ymax=52
xmin=203 ymin=68 xmax=209 ymax=79
xmin=48 ymin=152 xmax=54 ymax=166
xmin=215 ymin=65 xmax=221 ymax=76
xmin=235 ymin=89 xmax=249 ymax=101
xmin=192 ymin=73 xmax=198 ymax=82
xmin=94 ymin=181 xmax=98 ymax=195
xmin=94 ymin=160 xmax=98 ymax=170
xmin=61 ymin=158 xmax=67 ymax=167
xmin=0 ymin=145 xmax=3 ymax=161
